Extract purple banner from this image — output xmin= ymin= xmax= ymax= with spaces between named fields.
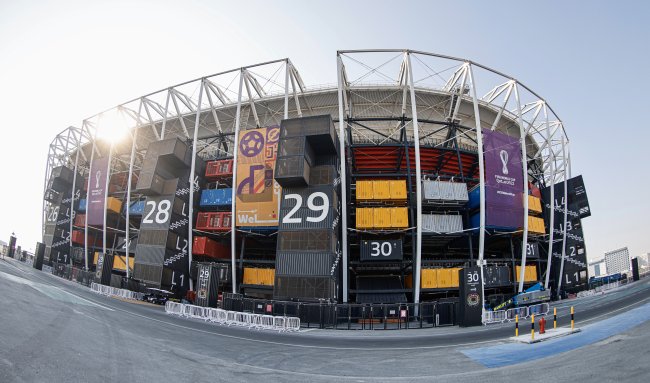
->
xmin=87 ymin=157 xmax=109 ymax=226
xmin=483 ymin=129 xmax=524 ymax=228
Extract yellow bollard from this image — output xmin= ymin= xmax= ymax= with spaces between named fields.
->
xmin=515 ymin=314 xmax=519 ymax=337
xmin=531 ymin=314 xmax=535 ymax=340
xmin=554 ymin=307 xmax=557 ymax=329
xmin=571 ymin=306 xmax=574 ymax=330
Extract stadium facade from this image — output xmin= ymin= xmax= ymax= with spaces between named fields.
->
xmin=41 ymin=50 xmax=590 ymax=310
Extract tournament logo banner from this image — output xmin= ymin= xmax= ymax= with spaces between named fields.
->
xmin=87 ymin=156 xmax=110 ymax=226
xmin=482 ymin=129 xmax=524 ymax=228
xmin=235 ymin=126 xmax=281 ymax=227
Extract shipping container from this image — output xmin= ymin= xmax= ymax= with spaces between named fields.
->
xmin=515 ymin=265 xmax=538 ymax=282
xmin=527 ymin=195 xmax=542 ymax=214
xmin=277 ymin=229 xmax=338 ymax=253
xmin=195 ymin=211 xmax=232 ymax=231
xmin=73 ymin=213 xmax=85 ymax=227
xmin=528 ymin=181 xmax=542 ymax=199
xmin=126 ymin=200 xmax=145 ymax=216
xmin=278 ymin=136 xmax=315 ymax=165
xmin=356 ymin=208 xmax=373 ymax=229
xmin=278 ymin=206 xmax=338 ymax=230
xmin=199 ymin=188 xmax=233 ymax=208
xmin=106 ymin=197 xmax=122 ymax=215
xmin=273 ymin=275 xmax=336 ymax=301
xmin=527 ymin=216 xmax=546 ymax=235
xmin=372 ymin=180 xmax=391 ymax=200
xmin=205 ymin=159 xmax=234 ymax=179
xmin=423 ymin=180 xmax=469 ymax=202
xmin=422 ymin=214 xmax=463 ymax=234
xmin=275 ymin=155 xmax=311 ymax=187
xmin=78 ymin=199 xmax=87 ymax=212
xmin=243 ymin=268 xmax=276 ymax=286
xmin=280 ymin=115 xmax=338 ymax=155
xmin=356 ymin=180 xmax=374 ymax=201
xmin=389 ymin=180 xmax=407 ymax=200
xmin=275 ymin=252 xmax=335 ymax=276
xmin=193 ymin=236 xmax=230 ymax=259
xmin=390 ymin=207 xmax=409 ymax=229
xmin=373 ymin=208 xmax=392 ymax=229
xmin=309 ymin=165 xmax=338 ymax=186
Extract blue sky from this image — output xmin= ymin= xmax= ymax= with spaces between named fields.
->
xmin=1 ymin=0 xmax=648 ymax=261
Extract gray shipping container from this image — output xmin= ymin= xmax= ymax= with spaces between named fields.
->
xmin=422 ymin=214 xmax=463 ymax=234
xmin=422 ymin=180 xmax=469 ymax=202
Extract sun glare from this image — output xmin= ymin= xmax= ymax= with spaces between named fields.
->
xmin=96 ymin=109 xmax=131 ymax=144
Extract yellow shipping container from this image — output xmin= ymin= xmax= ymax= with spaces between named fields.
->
xmin=106 ymin=197 xmax=122 ymax=215
xmin=527 ymin=195 xmax=542 ymax=214
xmin=356 ymin=180 xmax=374 ymax=201
xmin=389 ymin=180 xmax=407 ymax=200
xmin=243 ymin=268 xmax=258 ymax=285
xmin=356 ymin=208 xmax=374 ymax=229
xmin=449 ymin=267 xmax=461 ymax=287
xmin=372 ymin=180 xmax=391 ymax=200
xmin=373 ymin=208 xmax=392 ymax=229
xmin=421 ymin=269 xmax=439 ymax=289
xmin=92 ymin=252 xmax=134 ymax=271
xmin=528 ymin=216 xmax=546 ymax=235
xmin=390 ymin=207 xmax=409 ymax=229
xmin=437 ymin=268 xmax=453 ymax=288
xmin=515 ymin=265 xmax=538 ymax=282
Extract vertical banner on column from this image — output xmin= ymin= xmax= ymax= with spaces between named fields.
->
xmin=483 ymin=129 xmax=524 ymax=228
xmin=87 ymin=156 xmax=109 ymax=226
xmin=541 ymin=177 xmax=589 ymax=292
xmin=235 ymin=126 xmax=281 ymax=227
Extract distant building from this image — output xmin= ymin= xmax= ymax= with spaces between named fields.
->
xmin=588 ymin=259 xmax=606 ymax=277
xmin=605 ymin=247 xmax=631 ymax=275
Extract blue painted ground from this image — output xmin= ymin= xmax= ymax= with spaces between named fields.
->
xmin=462 ymin=302 xmax=650 ymax=368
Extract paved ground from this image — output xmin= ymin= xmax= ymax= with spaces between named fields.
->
xmin=1 ymin=257 xmax=649 ymax=382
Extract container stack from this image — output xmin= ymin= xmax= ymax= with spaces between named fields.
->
xmin=273 ymin=115 xmax=341 ymax=302
xmin=132 ymin=138 xmax=205 ymax=296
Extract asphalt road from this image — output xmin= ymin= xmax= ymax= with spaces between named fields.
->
xmin=1 ymin=257 xmax=649 ymax=382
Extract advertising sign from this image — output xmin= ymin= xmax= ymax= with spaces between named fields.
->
xmin=235 ymin=126 xmax=281 ymax=227
xmin=482 ymin=129 xmax=524 ymax=228
xmin=360 ymin=239 xmax=403 ymax=261
xmin=458 ymin=267 xmax=483 ymax=327
xmin=87 ymin=157 xmax=110 ymax=226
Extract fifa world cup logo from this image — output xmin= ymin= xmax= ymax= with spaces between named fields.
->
xmin=95 ymin=170 xmax=101 ymax=188
xmin=499 ymin=150 xmax=509 ymax=175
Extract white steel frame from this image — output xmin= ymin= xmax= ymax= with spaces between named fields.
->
xmin=42 ymin=50 xmax=571 ymax=308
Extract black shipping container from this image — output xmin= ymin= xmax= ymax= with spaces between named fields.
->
xmin=95 ymin=253 xmax=115 ymax=286
xmin=360 ymin=239 xmax=403 ymax=261
xmin=309 ymin=165 xmax=338 ymax=186
xmin=275 ymin=155 xmax=311 ymax=187
xmin=195 ymin=263 xmax=220 ymax=307
xmin=273 ymin=275 xmax=336 ymax=302
xmin=278 ymin=136 xmax=315 ymax=165
xmin=33 ymin=242 xmax=45 ymax=270
xmin=135 ymin=170 xmax=166 ymax=195
xmin=280 ymin=115 xmax=338 ymax=156
xmin=277 ymin=229 xmax=338 ymax=253
xmin=275 ymin=252 xmax=336 ymax=276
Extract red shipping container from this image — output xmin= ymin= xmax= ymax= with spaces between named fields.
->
xmin=196 ymin=212 xmax=231 ymax=231
xmin=193 ymin=236 xmax=230 ymax=259
xmin=528 ymin=181 xmax=542 ymax=199
xmin=74 ymin=213 xmax=86 ymax=226
xmin=205 ymin=159 xmax=234 ymax=180
xmin=71 ymin=229 xmax=102 ymax=247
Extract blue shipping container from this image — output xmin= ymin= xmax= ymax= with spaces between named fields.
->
xmin=78 ymin=199 xmax=87 ymax=212
xmin=467 ymin=187 xmax=480 ymax=209
xmin=200 ymin=188 xmax=233 ymax=207
xmin=128 ymin=200 xmax=145 ymax=216
xmin=469 ymin=213 xmax=516 ymax=232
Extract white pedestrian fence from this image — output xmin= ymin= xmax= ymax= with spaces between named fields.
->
xmin=164 ymin=301 xmax=301 ymax=332
xmin=91 ymin=282 xmax=145 ymax=301
xmin=484 ymin=303 xmax=550 ymax=324
xmin=577 ymin=281 xmax=622 ymax=298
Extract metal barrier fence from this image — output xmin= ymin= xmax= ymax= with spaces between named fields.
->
xmin=222 ymin=293 xmax=457 ymax=330
xmin=501 ymin=303 xmax=549 ymax=322
xmin=164 ymin=301 xmax=301 ymax=332
xmin=91 ymin=282 xmax=145 ymax=301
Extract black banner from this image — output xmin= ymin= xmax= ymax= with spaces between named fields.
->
xmin=458 ymin=267 xmax=483 ymax=327
xmin=360 ymin=239 xmax=403 ymax=261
